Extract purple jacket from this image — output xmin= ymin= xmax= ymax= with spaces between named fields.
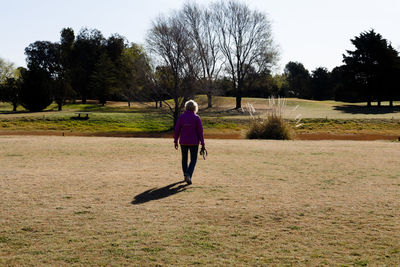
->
xmin=174 ymin=111 xmax=205 ymax=146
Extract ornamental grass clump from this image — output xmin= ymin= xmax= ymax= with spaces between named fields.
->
xmin=246 ymin=97 xmax=300 ymax=140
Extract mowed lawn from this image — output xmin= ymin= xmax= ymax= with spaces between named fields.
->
xmin=2 ymin=97 xmax=400 ymax=139
xmin=1 ymin=136 xmax=400 ymax=266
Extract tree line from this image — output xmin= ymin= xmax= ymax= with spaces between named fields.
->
xmin=1 ymin=0 xmax=399 ymax=125
xmin=283 ymin=29 xmax=400 ymax=106
xmin=0 ymin=27 xmax=153 ymax=112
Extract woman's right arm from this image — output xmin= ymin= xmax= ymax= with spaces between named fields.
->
xmin=197 ymin=117 xmax=205 ymax=147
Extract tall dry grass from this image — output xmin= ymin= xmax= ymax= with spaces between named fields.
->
xmin=245 ymin=97 xmax=301 ymax=140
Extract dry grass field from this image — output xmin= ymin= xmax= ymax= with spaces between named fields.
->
xmin=1 ymin=136 xmax=400 ymax=266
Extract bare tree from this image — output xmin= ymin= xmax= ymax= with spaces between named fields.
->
xmin=183 ymin=2 xmax=222 ymax=108
xmin=213 ymin=0 xmax=278 ymax=109
xmin=147 ymin=13 xmax=200 ymax=126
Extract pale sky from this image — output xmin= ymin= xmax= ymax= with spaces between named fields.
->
xmin=1 ymin=0 xmax=399 ymax=73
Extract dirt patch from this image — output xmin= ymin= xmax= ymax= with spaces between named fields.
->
xmin=0 ymin=130 xmax=244 ymax=140
xmin=1 ymin=130 xmax=398 ymax=141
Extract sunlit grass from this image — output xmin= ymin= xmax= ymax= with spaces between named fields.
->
xmin=1 ymin=136 xmax=400 ymax=265
xmin=2 ymin=97 xmax=400 ymax=136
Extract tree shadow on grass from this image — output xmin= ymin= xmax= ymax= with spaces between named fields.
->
xmin=333 ymin=105 xmax=400 ymax=115
xmin=132 ymin=181 xmax=189 ymax=205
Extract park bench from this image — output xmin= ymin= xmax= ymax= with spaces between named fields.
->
xmin=74 ymin=112 xmax=92 ymax=120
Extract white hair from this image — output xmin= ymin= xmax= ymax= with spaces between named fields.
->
xmin=184 ymin=100 xmax=198 ymax=113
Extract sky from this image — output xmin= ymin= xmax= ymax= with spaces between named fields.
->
xmin=1 ymin=0 xmax=399 ymax=73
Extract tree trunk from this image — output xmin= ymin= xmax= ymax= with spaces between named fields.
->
xmin=128 ymin=101 xmax=131 ymax=107
xmin=377 ymin=101 xmax=381 ymax=107
xmin=235 ymin=96 xmax=242 ymax=109
xmin=390 ymin=100 xmax=393 ymax=107
xmin=207 ymin=93 xmax=212 ymax=108
xmin=159 ymin=101 xmax=163 ymax=108
xmin=58 ymin=104 xmax=62 ymax=111
xmin=12 ymin=103 xmax=17 ymax=112
xmin=82 ymin=97 xmax=87 ymax=104
xmin=155 ymin=101 xmax=158 ymax=108
xmin=235 ymin=83 xmax=242 ymax=109
xmin=173 ymin=109 xmax=179 ymax=128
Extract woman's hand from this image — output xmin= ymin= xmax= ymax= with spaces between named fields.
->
xmin=174 ymin=143 xmax=178 ymax=150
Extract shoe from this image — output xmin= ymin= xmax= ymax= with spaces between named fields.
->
xmin=187 ymin=176 xmax=192 ymax=185
xmin=184 ymin=175 xmax=189 ymax=184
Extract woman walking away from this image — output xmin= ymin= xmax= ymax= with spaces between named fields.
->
xmin=174 ymin=100 xmax=205 ymax=185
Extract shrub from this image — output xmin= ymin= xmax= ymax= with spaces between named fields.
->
xmin=247 ymin=114 xmax=291 ymax=140
xmin=245 ymin=97 xmax=300 ymax=140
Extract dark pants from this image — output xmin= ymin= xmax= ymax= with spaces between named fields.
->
xmin=180 ymin=145 xmax=199 ymax=178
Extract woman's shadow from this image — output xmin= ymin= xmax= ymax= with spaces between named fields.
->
xmin=131 ymin=181 xmax=189 ymax=205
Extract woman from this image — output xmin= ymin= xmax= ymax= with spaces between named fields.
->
xmin=174 ymin=100 xmax=205 ymax=185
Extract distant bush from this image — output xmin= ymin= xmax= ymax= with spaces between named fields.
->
xmin=245 ymin=97 xmax=300 ymax=140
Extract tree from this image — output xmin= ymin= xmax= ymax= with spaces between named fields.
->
xmin=24 ymin=29 xmax=76 ymax=111
xmin=332 ymin=65 xmax=361 ymax=102
xmin=24 ymin=41 xmax=59 ymax=111
xmin=0 ymin=58 xmax=20 ymax=111
xmin=105 ymin=34 xmax=127 ymax=96
xmin=241 ymin=65 xmax=273 ymax=98
xmin=0 ymin=57 xmax=17 ymax=83
xmin=57 ymin=27 xmax=76 ymax=110
xmin=310 ymin=67 xmax=333 ymax=100
xmin=284 ymin=61 xmax=311 ymax=98
xmin=120 ymin=43 xmax=152 ymax=107
xmin=0 ymin=77 xmax=21 ymax=111
xmin=342 ymin=29 xmax=400 ymax=107
xmin=213 ymin=0 xmax=278 ymax=109
xmin=183 ymin=2 xmax=221 ymax=108
xmin=89 ymin=53 xmax=116 ymax=106
xmin=25 ymin=41 xmax=60 ymax=77
xmin=87 ymin=34 xmax=127 ymax=105
xmin=147 ymin=13 xmax=199 ymax=126
xmin=152 ymin=65 xmax=175 ymax=108
xmin=19 ymin=67 xmax=53 ymax=112
xmin=72 ymin=28 xmax=106 ymax=104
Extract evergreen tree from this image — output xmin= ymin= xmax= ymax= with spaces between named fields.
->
xmin=284 ymin=62 xmax=311 ymax=98
xmin=342 ymin=29 xmax=400 ymax=106
xmin=310 ymin=67 xmax=333 ymax=100
xmin=89 ymin=53 xmax=116 ymax=106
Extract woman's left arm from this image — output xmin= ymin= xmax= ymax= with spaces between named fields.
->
xmin=174 ymin=117 xmax=182 ymax=149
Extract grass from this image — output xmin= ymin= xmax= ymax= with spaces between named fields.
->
xmin=292 ymin=118 xmax=400 ymax=134
xmin=2 ymin=96 xmax=400 ymax=138
xmin=1 ymin=136 xmax=400 ymax=265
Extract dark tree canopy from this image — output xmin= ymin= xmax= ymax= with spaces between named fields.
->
xmin=310 ymin=67 xmax=333 ymax=100
xmin=284 ymin=61 xmax=311 ymax=98
xmin=19 ymin=68 xmax=53 ymax=112
xmin=25 ymin=41 xmax=60 ymax=78
xmin=71 ymin=28 xmax=106 ymax=103
xmin=341 ymin=29 xmax=400 ymax=106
